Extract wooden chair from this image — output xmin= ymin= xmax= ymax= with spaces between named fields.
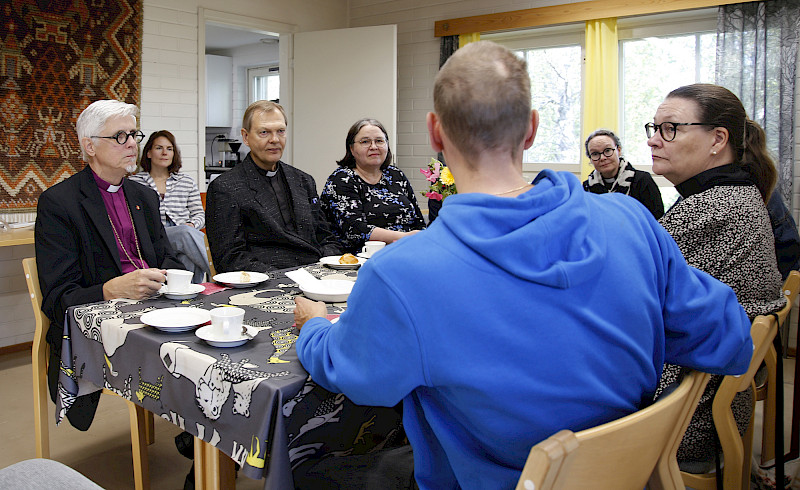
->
xmin=757 ymin=270 xmax=800 ymax=463
xmin=680 ymin=314 xmax=780 ymax=490
xmin=515 ymin=369 xmax=710 ymax=490
xmin=203 ymin=232 xmax=217 ymax=278
xmin=22 ymin=258 xmax=152 ymax=490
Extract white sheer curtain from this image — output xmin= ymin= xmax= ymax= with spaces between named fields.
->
xmin=716 ymin=1 xmax=800 ymax=207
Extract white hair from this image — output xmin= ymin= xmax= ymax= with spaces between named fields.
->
xmin=76 ymin=100 xmax=138 ymax=162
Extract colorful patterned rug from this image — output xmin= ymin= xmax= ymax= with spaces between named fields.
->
xmin=0 ymin=0 xmax=142 ymax=213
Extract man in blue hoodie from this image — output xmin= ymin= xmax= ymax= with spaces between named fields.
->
xmin=293 ymin=41 xmax=753 ymax=489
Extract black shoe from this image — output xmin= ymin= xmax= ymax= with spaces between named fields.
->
xmin=175 ymin=431 xmax=194 ymax=460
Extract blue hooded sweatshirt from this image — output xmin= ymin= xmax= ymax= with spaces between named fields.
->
xmin=297 ymin=170 xmax=752 ymax=489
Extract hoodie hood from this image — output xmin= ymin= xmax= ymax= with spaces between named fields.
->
xmin=435 ymin=169 xmax=607 ymax=288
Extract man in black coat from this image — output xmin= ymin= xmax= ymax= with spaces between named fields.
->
xmin=205 ymin=101 xmax=341 ymax=273
xmin=35 ymin=99 xmax=182 ymax=429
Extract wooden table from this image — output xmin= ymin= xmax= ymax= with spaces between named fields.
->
xmin=55 ymin=264 xmax=403 ymax=489
xmin=0 ymin=227 xmax=34 ymax=247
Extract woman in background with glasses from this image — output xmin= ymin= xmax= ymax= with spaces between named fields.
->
xmin=582 ymin=129 xmax=664 ymax=219
xmin=320 ymin=118 xmax=425 ymax=254
xmin=648 ymin=83 xmax=785 ymax=470
xmin=129 ymin=130 xmax=210 ymax=282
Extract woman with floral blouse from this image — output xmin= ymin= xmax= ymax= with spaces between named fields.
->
xmin=321 ymin=118 xmax=425 ymax=254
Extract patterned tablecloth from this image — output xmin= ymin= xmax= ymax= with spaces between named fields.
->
xmin=55 ymin=264 xmax=404 ymax=488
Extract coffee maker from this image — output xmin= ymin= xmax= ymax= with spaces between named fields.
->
xmin=221 ymin=139 xmax=241 ymax=167
xmin=211 ymin=136 xmax=241 ymax=167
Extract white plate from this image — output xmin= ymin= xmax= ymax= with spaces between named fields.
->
xmin=319 ymin=255 xmax=365 ymax=269
xmin=159 ymin=283 xmax=205 ymax=300
xmin=140 ymin=307 xmax=211 ymax=332
xmin=195 ymin=325 xmax=251 ymax=348
xmin=213 ymin=271 xmax=269 ymax=288
xmin=300 ymin=279 xmax=354 ymax=303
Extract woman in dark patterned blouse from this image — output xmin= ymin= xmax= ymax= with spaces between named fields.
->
xmin=321 ymin=118 xmax=425 ymax=253
xmin=649 ymin=84 xmax=785 ymax=470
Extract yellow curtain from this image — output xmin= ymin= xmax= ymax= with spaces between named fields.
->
xmin=582 ymin=18 xmax=618 ymax=179
xmin=459 ymin=33 xmax=480 ymax=48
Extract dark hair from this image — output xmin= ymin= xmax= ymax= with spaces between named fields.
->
xmin=139 ymin=130 xmax=181 ymax=174
xmin=337 ymin=118 xmax=392 ymax=170
xmin=667 ymin=83 xmax=776 ymax=202
xmin=434 ymin=41 xmax=531 ymax=162
xmin=584 ymin=129 xmax=621 ymax=158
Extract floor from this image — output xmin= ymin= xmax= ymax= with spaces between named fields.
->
xmin=0 ymin=348 xmax=796 ymax=489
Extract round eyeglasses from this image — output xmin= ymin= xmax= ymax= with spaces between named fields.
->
xmin=91 ymin=130 xmax=146 ymax=145
xmin=355 ymin=138 xmax=387 ymax=148
xmin=644 ymin=122 xmax=714 ymax=142
xmin=588 ymin=147 xmax=615 ymax=161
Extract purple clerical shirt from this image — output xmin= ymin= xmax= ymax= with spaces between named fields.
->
xmin=92 ymin=171 xmax=149 ymax=272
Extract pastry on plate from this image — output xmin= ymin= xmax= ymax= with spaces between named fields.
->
xmin=239 ymin=271 xmax=251 ymax=283
xmin=339 ymin=253 xmax=359 ymax=265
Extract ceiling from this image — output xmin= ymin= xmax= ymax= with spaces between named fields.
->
xmin=205 ymin=24 xmax=278 ymax=51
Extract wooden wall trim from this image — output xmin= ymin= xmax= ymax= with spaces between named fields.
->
xmin=435 ymin=0 xmax=742 ymax=37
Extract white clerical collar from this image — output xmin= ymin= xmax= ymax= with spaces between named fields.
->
xmin=107 ymin=183 xmax=122 ymax=193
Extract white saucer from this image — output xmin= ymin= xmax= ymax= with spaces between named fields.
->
xmin=319 ymin=255 xmax=365 ymax=269
xmin=356 ymin=252 xmax=372 ymax=259
xmin=213 ymin=271 xmax=269 ymax=288
xmin=140 ymin=307 xmax=211 ymax=332
xmin=195 ymin=325 xmax=251 ymax=348
xmin=160 ymin=283 xmax=205 ymax=300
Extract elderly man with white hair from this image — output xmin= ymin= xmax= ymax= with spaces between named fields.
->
xmin=35 ymin=99 xmax=181 ymax=429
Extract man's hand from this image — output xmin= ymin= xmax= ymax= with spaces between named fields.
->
xmin=103 ymin=268 xmax=166 ymax=300
xmin=294 ymin=296 xmax=328 ymax=331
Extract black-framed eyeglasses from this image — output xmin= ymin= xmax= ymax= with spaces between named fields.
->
xmin=644 ymin=122 xmax=714 ymax=142
xmin=588 ymin=147 xmax=615 ymax=161
xmin=91 ymin=130 xmax=145 ymax=145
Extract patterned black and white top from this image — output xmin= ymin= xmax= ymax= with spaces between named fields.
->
xmin=656 ymin=164 xmax=785 ymax=465
xmin=320 ymin=165 xmax=426 ymax=253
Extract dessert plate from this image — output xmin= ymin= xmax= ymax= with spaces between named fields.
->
xmin=213 ymin=271 xmax=269 ymax=288
xmin=140 ymin=307 xmax=211 ymax=332
xmin=319 ymin=255 xmax=365 ymax=270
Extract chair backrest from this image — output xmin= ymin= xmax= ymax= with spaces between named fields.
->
xmin=704 ymin=314 xmax=778 ymax=489
xmin=777 ymin=270 xmax=800 ymax=325
xmin=516 ymin=369 xmax=710 ymax=490
xmin=22 ymin=257 xmax=51 ymax=459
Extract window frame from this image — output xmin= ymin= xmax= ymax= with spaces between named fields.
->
xmin=247 ymin=65 xmax=280 ymax=104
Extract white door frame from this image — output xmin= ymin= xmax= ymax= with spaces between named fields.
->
xmin=197 ymin=9 xmax=297 ymax=189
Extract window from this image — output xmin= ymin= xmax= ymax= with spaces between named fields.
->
xmin=483 ymin=9 xmax=716 ymax=188
xmin=486 ymin=26 xmax=584 ymax=173
xmin=619 ymin=11 xmax=716 ymax=170
xmin=248 ymin=65 xmax=279 ymax=104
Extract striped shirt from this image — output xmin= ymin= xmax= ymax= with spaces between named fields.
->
xmin=128 ymin=171 xmax=205 ymax=229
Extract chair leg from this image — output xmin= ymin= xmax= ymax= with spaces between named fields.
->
xmin=127 ymin=400 xmax=150 ymax=490
xmin=761 ymin=345 xmax=777 ymax=463
xmin=145 ymin=410 xmax=155 ymax=446
xmin=32 ymin=343 xmax=49 ymax=459
xmin=194 ymin=437 xmax=236 ymax=490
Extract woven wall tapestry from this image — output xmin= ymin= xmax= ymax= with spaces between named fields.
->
xmin=0 ymin=0 xmax=142 ymax=213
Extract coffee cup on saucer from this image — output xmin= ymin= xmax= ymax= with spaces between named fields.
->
xmin=166 ymin=269 xmax=193 ymax=292
xmin=361 ymin=240 xmax=385 ymax=258
xmin=209 ymin=307 xmax=245 ymax=340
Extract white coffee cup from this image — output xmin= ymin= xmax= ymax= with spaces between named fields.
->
xmin=361 ymin=240 xmax=385 ymax=257
xmin=166 ymin=269 xmax=193 ymax=292
xmin=209 ymin=307 xmax=245 ymax=339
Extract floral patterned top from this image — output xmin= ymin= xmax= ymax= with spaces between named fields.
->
xmin=320 ymin=165 xmax=426 ymax=253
